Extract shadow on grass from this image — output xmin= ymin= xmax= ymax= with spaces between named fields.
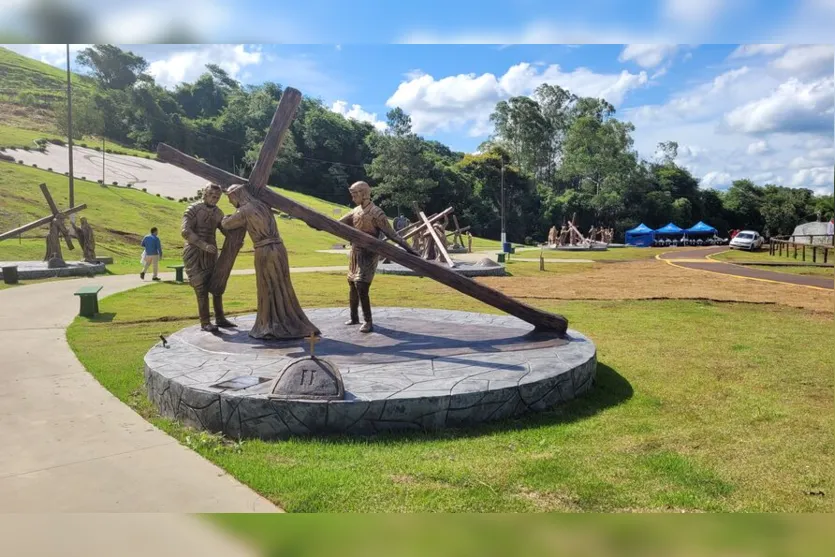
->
xmin=316 ymin=362 xmax=632 ymax=445
xmin=87 ymin=312 xmax=116 ymax=323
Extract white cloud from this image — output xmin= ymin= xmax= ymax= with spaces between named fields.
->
xmin=626 ymin=55 xmax=834 ymax=193
xmin=746 ymin=140 xmax=771 ymax=155
xmin=399 ymin=22 xmax=671 ymax=44
xmin=0 ymin=43 xmax=89 ymax=67
xmin=331 ymin=101 xmax=388 ymax=131
xmin=662 ymin=0 xmax=727 ymax=25
xmin=728 ymin=44 xmax=787 ymax=59
xmin=147 ymin=44 xmax=262 ymax=88
xmin=723 ymin=77 xmax=834 ymax=135
xmin=790 ymin=167 xmax=832 ymax=190
xmin=770 ymin=44 xmax=834 ymax=79
xmin=618 ymin=44 xmax=679 ymax=68
xmin=629 ymin=66 xmax=751 ymax=124
xmin=700 ymin=170 xmax=733 ymax=188
xmin=387 ymin=62 xmax=648 ymax=136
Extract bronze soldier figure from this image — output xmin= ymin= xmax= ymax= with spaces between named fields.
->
xmin=181 ymin=183 xmax=236 ymax=332
xmin=339 ymin=181 xmax=417 ymax=333
xmin=72 ymin=217 xmax=97 ymax=262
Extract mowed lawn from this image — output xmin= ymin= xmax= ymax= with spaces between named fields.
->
xmin=709 ymin=248 xmax=834 ymax=277
xmin=0 ymin=160 xmax=504 ymax=273
xmin=66 ymin=272 xmax=833 ymax=512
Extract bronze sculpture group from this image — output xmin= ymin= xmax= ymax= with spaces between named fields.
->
xmin=159 ymin=86 xmax=569 ymax=338
xmin=181 ymin=179 xmax=415 ymax=338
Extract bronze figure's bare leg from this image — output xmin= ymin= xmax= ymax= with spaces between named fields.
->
xmin=346 ymin=281 xmax=360 ymax=325
xmin=356 ymin=281 xmax=373 ymax=333
xmin=196 ymin=293 xmax=218 ymax=332
xmin=213 ymin=294 xmax=236 ymax=328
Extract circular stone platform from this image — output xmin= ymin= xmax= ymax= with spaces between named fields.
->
xmin=376 ymin=259 xmax=507 ymax=277
xmin=0 ymin=260 xmax=106 ymax=280
xmin=144 ymin=308 xmax=596 ymax=439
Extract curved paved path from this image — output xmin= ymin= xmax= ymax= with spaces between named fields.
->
xmin=658 ymin=247 xmax=833 ymax=290
xmin=0 ymin=269 xmax=280 ymax=513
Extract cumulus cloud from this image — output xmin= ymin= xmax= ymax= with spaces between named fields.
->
xmin=147 ymin=44 xmax=262 ymax=88
xmin=618 ymin=44 xmax=679 ymax=68
xmin=770 ymin=44 xmax=834 ymax=79
xmin=723 ymin=77 xmax=834 ymax=135
xmin=662 ymin=0 xmax=728 ymax=25
xmin=330 ymin=101 xmax=388 ymax=131
xmin=728 ymin=44 xmax=787 ymax=58
xmin=386 ymin=62 xmax=648 ymax=135
xmin=746 ymin=140 xmax=771 ymax=155
xmin=626 ymin=54 xmax=834 ymax=193
xmin=700 ymin=170 xmax=733 ymax=188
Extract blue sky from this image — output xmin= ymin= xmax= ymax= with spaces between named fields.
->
xmin=2 ymin=1 xmax=833 ymax=194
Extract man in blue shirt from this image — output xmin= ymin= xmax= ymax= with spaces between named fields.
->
xmin=140 ymin=227 xmax=163 ymax=281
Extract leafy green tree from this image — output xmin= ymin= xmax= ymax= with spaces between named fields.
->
xmin=366 ymin=108 xmax=437 ymax=213
xmin=76 ymin=44 xmax=149 ymax=89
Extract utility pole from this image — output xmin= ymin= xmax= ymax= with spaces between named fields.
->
xmin=102 ymin=136 xmax=105 ymax=184
xmin=66 ymin=44 xmax=75 ymax=211
xmin=500 ymin=163 xmax=506 ymax=247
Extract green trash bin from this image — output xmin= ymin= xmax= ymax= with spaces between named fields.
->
xmin=2 ymin=265 xmax=19 ymax=285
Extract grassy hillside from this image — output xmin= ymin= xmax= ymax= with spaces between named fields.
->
xmin=0 ymin=160 xmax=499 ymax=273
xmin=0 ymin=161 xmax=353 ymax=273
xmin=0 ymin=46 xmax=94 ymax=132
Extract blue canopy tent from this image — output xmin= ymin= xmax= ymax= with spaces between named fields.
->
xmin=624 ymin=223 xmax=655 ymax=247
xmin=654 ymin=222 xmax=684 ymax=236
xmin=685 ymin=221 xmax=718 ymax=235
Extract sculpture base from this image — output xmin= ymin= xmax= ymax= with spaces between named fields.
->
xmin=144 ymin=308 xmax=596 ymax=439
xmin=545 ymin=244 xmax=609 ymax=252
xmin=0 ymin=260 xmax=106 ymax=280
xmin=376 ymin=259 xmax=507 ymax=277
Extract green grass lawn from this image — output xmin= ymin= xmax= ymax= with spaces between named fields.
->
xmin=514 ymin=246 xmax=665 ymax=261
xmin=747 ymin=265 xmax=834 ymax=278
xmin=0 ymin=160 xmax=505 ymax=273
xmin=66 ymin=272 xmax=833 ymax=512
xmin=710 ymin=249 xmax=834 ymax=277
xmin=0 ymin=124 xmax=64 ymax=148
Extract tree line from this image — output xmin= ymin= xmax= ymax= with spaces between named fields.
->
xmin=63 ymin=45 xmax=834 ymax=243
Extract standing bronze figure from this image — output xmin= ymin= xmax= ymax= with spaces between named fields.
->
xmin=222 ymin=183 xmax=320 ymax=340
xmin=340 ymin=181 xmax=417 ymax=333
xmin=44 ymin=214 xmax=71 ymax=265
xmin=72 ymin=217 xmax=97 ymax=262
xmin=181 ymin=183 xmax=236 ymax=332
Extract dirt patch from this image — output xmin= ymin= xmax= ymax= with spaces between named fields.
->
xmin=106 ymin=228 xmax=143 ymax=244
xmin=478 ymin=260 xmax=833 ymax=315
xmin=0 ymin=101 xmax=57 ymax=132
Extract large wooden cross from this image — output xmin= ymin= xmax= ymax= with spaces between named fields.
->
xmin=156 ymin=87 xmax=568 ymax=335
xmin=0 ymin=183 xmax=87 ymax=243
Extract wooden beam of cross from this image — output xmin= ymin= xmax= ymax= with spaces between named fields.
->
xmin=0 ymin=182 xmax=87 ymax=243
xmin=401 ymin=207 xmax=454 ymax=240
xmin=156 ymin=87 xmax=569 ymax=335
xmin=451 ymin=214 xmax=463 ymax=246
xmin=39 ymin=183 xmax=74 ymax=249
xmin=0 ymin=204 xmax=87 ymax=242
xmin=419 ymin=211 xmax=454 ymax=267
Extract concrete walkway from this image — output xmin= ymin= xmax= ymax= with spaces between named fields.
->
xmin=0 ymin=270 xmax=279 ymax=513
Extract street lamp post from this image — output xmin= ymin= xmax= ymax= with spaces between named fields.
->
xmin=500 ymin=163 xmax=506 ymax=247
xmin=66 ymin=44 xmax=75 ymax=211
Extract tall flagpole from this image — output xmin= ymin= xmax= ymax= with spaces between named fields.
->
xmin=66 ymin=44 xmax=75 ymax=210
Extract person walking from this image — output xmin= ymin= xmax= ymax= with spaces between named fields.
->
xmin=140 ymin=227 xmax=163 ymax=281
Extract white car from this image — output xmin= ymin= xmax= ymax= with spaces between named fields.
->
xmin=729 ymin=230 xmax=763 ymax=251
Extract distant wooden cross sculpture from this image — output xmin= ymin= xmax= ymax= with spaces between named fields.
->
xmin=156 ymin=86 xmax=569 ymax=336
xmin=0 ymin=184 xmax=88 ymax=263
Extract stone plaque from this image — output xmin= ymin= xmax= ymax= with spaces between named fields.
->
xmin=268 ymin=357 xmax=345 ymax=401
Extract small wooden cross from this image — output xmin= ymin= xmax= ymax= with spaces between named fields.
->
xmin=307 ymin=334 xmax=320 ymax=358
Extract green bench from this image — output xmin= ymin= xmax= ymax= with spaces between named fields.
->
xmin=74 ymin=285 xmax=103 ymax=317
xmin=167 ymin=264 xmax=185 ymax=283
